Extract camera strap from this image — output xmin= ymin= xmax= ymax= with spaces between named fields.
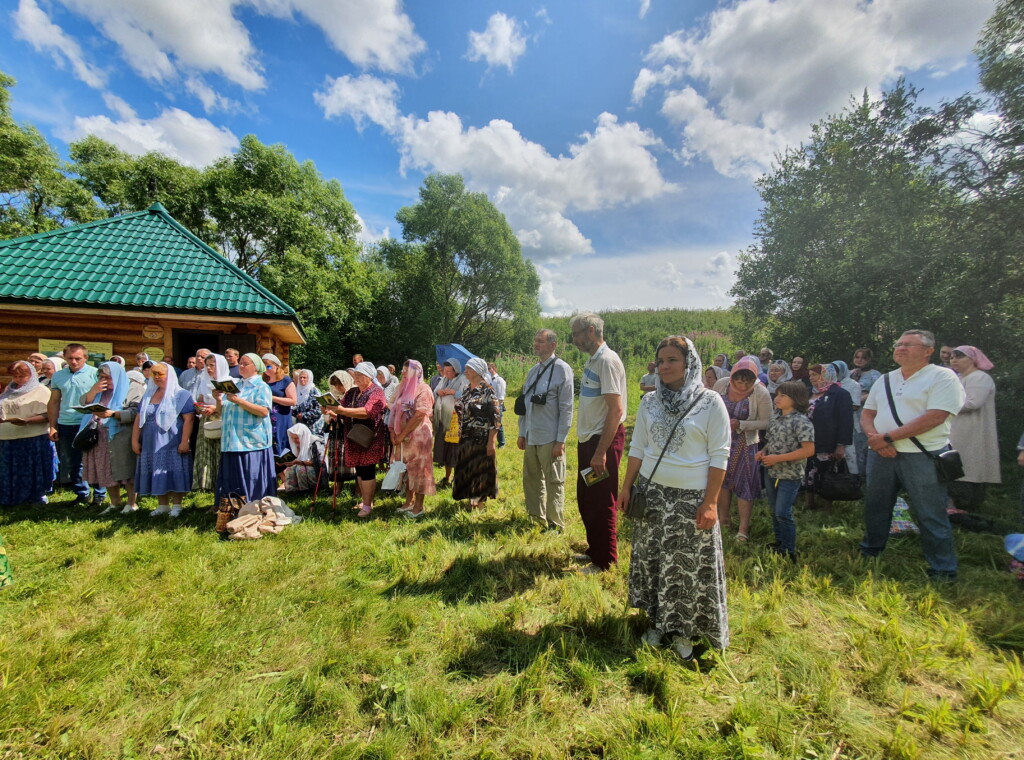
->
xmin=525 ymin=359 xmax=556 ymax=398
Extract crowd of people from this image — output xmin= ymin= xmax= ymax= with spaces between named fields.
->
xmin=0 ymin=324 xmax=1019 ymax=660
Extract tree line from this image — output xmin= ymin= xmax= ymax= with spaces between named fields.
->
xmin=0 ymin=71 xmax=540 ymax=380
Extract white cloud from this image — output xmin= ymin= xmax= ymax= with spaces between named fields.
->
xmin=13 ymin=0 xmax=106 ymax=89
xmin=634 ymin=0 xmax=995 ymax=179
xmin=314 ymin=74 xmax=401 ymax=132
xmin=638 ymin=0 xmax=651 ymax=20
xmin=60 ymin=107 xmax=239 ymax=167
xmin=185 ymin=76 xmax=238 ymax=113
xmin=354 ymin=212 xmax=391 ymax=246
xmin=102 ymin=92 xmax=136 ymax=119
xmin=466 ymin=12 xmax=528 ymax=72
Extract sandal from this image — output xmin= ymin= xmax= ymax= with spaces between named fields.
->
xmin=736 ymin=532 xmax=749 ymax=542
xmin=357 ymin=505 xmax=372 ymax=518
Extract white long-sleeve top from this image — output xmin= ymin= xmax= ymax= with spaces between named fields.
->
xmin=628 ymin=391 xmax=731 ymax=490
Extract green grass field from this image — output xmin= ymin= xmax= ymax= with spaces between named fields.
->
xmin=2 ymin=408 xmax=1023 ymax=759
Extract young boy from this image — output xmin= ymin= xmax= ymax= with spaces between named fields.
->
xmin=756 ymin=381 xmax=816 ymax=559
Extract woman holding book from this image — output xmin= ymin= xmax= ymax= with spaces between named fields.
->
xmin=334 ymin=362 xmax=387 ymax=518
xmin=0 ymin=360 xmax=57 ymax=506
xmin=215 ymin=353 xmax=276 ymax=505
xmin=290 ymin=369 xmax=323 ymax=433
xmin=278 ymin=422 xmax=323 ymax=493
xmin=79 ymin=361 xmax=137 ymax=514
xmin=192 ymin=353 xmax=231 ymax=495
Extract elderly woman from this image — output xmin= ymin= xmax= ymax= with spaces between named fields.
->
xmin=78 ymin=361 xmax=133 ymax=514
xmin=133 ymin=362 xmax=195 ymax=517
xmin=40 ymin=356 xmax=65 ymax=388
xmin=377 ymin=366 xmax=399 ymax=405
xmin=334 ymin=362 xmax=387 ymax=518
xmin=291 ymin=369 xmax=323 ymax=432
xmin=453 ymin=358 xmax=501 ymax=508
xmin=390 ymin=359 xmax=436 ymax=518
xmin=804 ymin=364 xmax=854 ymax=510
xmin=192 ymin=353 xmax=230 ymax=496
xmin=433 ymin=358 xmax=469 ymax=488
xmin=712 ymin=356 xmax=771 ymax=540
xmin=712 ymin=353 xmax=731 ymax=372
xmin=949 ymin=346 xmax=1001 ymax=509
xmin=704 ymin=365 xmax=727 ymax=390
xmin=262 ymin=353 xmax=296 ymax=457
xmin=618 ymin=336 xmax=730 ymax=659
xmin=319 ymin=370 xmax=356 ymax=484
xmin=28 ymin=352 xmax=48 ymax=377
xmin=765 ymin=359 xmax=792 ymax=399
xmin=279 ymin=422 xmax=324 ymax=493
xmin=215 ymin=353 xmax=276 ymax=505
xmin=0 ymin=361 xmax=57 ymax=506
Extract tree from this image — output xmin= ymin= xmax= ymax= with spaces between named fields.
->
xmin=0 ymin=71 xmax=100 ymax=237
xmin=386 ymin=173 xmax=540 ymax=358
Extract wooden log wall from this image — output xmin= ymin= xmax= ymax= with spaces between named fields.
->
xmin=0 ymin=309 xmax=292 ymax=385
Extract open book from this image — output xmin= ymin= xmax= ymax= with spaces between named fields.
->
xmin=211 ymin=379 xmax=241 ymax=394
xmin=316 ymin=393 xmax=341 ymax=407
xmin=72 ymin=403 xmax=109 ymax=415
xmin=275 ymin=450 xmax=296 ymax=464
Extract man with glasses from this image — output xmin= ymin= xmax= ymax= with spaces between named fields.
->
xmin=859 ymin=329 xmax=965 ymax=580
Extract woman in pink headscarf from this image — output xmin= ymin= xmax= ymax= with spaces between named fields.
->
xmin=948 ymin=346 xmax=1000 ymax=509
xmin=389 ymin=359 xmax=436 ymax=518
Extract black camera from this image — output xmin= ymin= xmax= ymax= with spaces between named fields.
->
xmin=530 ymin=393 xmax=547 ymax=405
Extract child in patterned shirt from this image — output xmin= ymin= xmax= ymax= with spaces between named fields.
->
xmin=756 ymin=381 xmax=815 ymax=559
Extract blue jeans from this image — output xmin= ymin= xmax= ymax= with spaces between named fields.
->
xmin=764 ymin=476 xmax=800 ymax=553
xmin=56 ymin=423 xmax=106 ymax=500
xmin=859 ymin=449 xmax=956 ymax=577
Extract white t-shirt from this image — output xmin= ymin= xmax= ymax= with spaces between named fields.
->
xmin=577 ymin=343 xmax=627 ymax=443
xmin=639 ymin=372 xmax=657 ymax=389
xmin=863 ymin=364 xmax=965 ymax=453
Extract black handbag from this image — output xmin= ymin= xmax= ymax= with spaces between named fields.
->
xmin=514 ymin=360 xmax=556 ymax=416
xmin=72 ymin=417 xmax=101 ymax=452
xmin=345 ymin=422 xmax=374 ymax=449
xmin=627 ymin=391 xmax=707 ymax=519
xmin=816 ymin=458 xmax=863 ymax=502
xmin=882 ymin=375 xmax=965 ymax=483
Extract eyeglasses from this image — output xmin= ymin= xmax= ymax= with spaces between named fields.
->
xmin=150 ymin=371 xmax=167 ymax=378
xmin=893 ymin=342 xmax=926 ymax=349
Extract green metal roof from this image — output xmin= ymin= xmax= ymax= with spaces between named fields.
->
xmin=0 ymin=203 xmax=299 ymax=322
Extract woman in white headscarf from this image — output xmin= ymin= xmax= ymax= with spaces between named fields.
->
xmin=765 ymin=360 xmax=793 ymax=398
xmin=0 ymin=360 xmax=57 ymax=506
xmin=376 ymin=366 xmax=399 ymax=405
xmin=262 ymin=353 xmax=296 ymax=457
xmin=291 ymin=368 xmax=323 ymax=432
xmin=192 ymin=353 xmax=231 ymax=495
xmin=432 ymin=358 xmax=468 ymax=488
xmin=132 ymin=361 xmax=195 ymax=517
xmin=618 ymin=336 xmax=731 ymax=660
xmin=40 ymin=356 xmax=65 ymax=388
xmin=332 ymin=362 xmax=387 ymax=517
xmin=452 ymin=357 xmax=501 ymax=508
xmin=279 ymin=422 xmax=324 ymax=493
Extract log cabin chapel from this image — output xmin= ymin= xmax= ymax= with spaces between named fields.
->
xmin=0 ymin=202 xmax=305 ymax=381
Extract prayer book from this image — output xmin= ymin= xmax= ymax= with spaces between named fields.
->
xmin=275 ymin=451 xmax=296 ymax=464
xmin=211 ymin=379 xmax=241 ymax=394
xmin=72 ymin=403 xmax=109 ymax=414
xmin=580 ymin=467 xmax=610 ymax=487
xmin=316 ymin=393 xmax=340 ymax=407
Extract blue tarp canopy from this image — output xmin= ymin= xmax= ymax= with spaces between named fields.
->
xmin=435 ymin=343 xmax=477 ymax=370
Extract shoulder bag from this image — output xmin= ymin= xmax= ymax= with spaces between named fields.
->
xmin=816 ymin=458 xmax=862 ymax=502
xmin=627 ymin=390 xmax=707 ymax=519
xmin=346 ymin=421 xmax=375 ymax=449
xmin=514 ymin=360 xmax=556 ymax=416
xmin=882 ymin=374 xmax=964 ymax=483
xmin=72 ymin=417 xmax=101 ymax=451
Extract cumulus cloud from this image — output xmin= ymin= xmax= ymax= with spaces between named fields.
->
xmin=314 ymin=74 xmax=402 ymax=132
xmin=12 ymin=0 xmax=106 ymax=89
xmin=634 ymin=0 xmax=994 ymax=179
xmin=638 ymin=0 xmax=651 ymax=20
xmin=185 ymin=76 xmax=238 ymax=113
xmin=354 ymin=212 xmax=391 ymax=246
xmin=102 ymin=93 xmax=136 ymax=119
xmin=60 ymin=107 xmax=239 ymax=167
xmin=466 ymin=12 xmax=527 ymax=72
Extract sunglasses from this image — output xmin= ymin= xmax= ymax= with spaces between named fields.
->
xmin=150 ymin=371 xmax=167 ymax=378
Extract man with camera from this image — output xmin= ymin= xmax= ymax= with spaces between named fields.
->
xmin=517 ymin=329 xmax=574 ymax=532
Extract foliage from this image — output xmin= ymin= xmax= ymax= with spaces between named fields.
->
xmin=0 ymin=72 xmax=101 ymax=237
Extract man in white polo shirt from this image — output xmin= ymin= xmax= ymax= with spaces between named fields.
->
xmin=859 ymin=329 xmax=965 ymax=580
xmin=570 ymin=312 xmax=626 ymax=573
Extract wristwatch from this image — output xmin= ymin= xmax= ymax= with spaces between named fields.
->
xmin=883 ymin=434 xmax=894 ymax=445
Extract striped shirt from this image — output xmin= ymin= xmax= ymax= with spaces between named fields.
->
xmin=220 ymin=377 xmax=273 ymax=452
xmin=577 ymin=343 xmax=626 ymax=443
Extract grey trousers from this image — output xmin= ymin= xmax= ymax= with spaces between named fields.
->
xmin=523 ymin=441 xmax=566 ymax=528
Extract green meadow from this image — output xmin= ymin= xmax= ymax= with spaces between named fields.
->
xmin=2 ymin=309 xmax=1023 ymax=759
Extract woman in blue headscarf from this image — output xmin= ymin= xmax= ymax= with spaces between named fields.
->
xmin=132 ymin=362 xmax=196 ymax=517
xmin=79 ymin=361 xmax=136 ymax=514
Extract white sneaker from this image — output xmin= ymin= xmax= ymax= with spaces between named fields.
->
xmin=150 ymin=505 xmax=170 ymax=517
xmin=641 ymin=628 xmax=664 ymax=647
xmin=169 ymin=506 xmax=182 ymax=518
xmin=98 ymin=505 xmax=119 ymax=516
xmin=120 ymin=504 xmax=138 ymax=514
xmin=673 ymin=638 xmax=694 ymax=661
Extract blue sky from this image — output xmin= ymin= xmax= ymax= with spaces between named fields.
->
xmin=2 ymin=0 xmax=996 ymax=314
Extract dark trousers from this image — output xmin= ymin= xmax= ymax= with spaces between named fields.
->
xmin=576 ymin=425 xmax=625 ymax=569
xmin=57 ymin=423 xmax=105 ymax=500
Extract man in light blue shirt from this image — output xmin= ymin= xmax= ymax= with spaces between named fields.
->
xmin=47 ymin=343 xmax=103 ymax=505
xmin=488 ymin=362 xmax=507 ymax=448
xmin=517 ymin=329 xmax=574 ymax=531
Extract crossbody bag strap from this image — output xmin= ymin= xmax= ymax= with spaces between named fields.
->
xmin=525 ymin=360 xmax=556 ymax=397
xmin=882 ymin=373 xmax=931 ymax=456
xmin=642 ymin=390 xmax=708 ymax=488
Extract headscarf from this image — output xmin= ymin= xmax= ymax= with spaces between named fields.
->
xmin=244 ymin=353 xmax=266 ymax=375
xmin=329 ymin=370 xmax=355 ymax=395
xmin=43 ymin=356 xmax=66 ymax=373
xmin=77 ymin=361 xmax=128 ymax=440
xmin=287 ymin=422 xmax=313 ymax=461
xmin=390 ymin=360 xmax=426 ymax=433
xmin=195 ymin=353 xmax=230 ymax=402
xmin=704 ymin=365 xmax=728 ymax=388
xmin=790 ymin=357 xmax=810 ymax=383
xmin=648 ymin=337 xmax=713 ymax=455
xmin=126 ymin=369 xmax=146 ymax=386
xmin=28 ymin=352 xmax=48 ymax=373
xmin=464 ymin=357 xmax=491 ymax=385
xmin=354 ymin=361 xmax=377 ymax=380
xmin=713 ymin=353 xmax=732 ymax=371
xmin=111 ymin=355 xmax=126 ymax=366
xmin=136 ymin=362 xmax=191 ymax=431
xmin=0 ymin=360 xmax=41 ymax=400
xmin=811 ymin=364 xmax=839 ymax=393
xmin=376 ymin=366 xmax=392 ymax=386
xmin=728 ymin=356 xmax=761 ymax=399
xmin=953 ymin=345 xmax=994 ymax=371
xmin=295 ymin=369 xmax=316 ymax=407
xmin=262 ymin=353 xmax=282 ymax=369
xmin=830 ymin=360 xmax=851 ymax=382
xmin=766 ymin=359 xmax=793 ymax=394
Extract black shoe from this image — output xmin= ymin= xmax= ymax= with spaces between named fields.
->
xmin=547 ymin=521 xmax=562 ymax=533
xmin=72 ymin=495 xmax=92 ymax=507
xmin=92 ymin=495 xmax=109 ymax=508
xmin=437 ymin=478 xmax=451 ymax=489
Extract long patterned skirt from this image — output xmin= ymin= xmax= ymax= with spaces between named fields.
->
xmin=0 ymin=435 xmax=57 ymax=506
xmin=724 ymin=439 xmax=761 ymax=501
xmin=452 ymin=438 xmax=497 ymax=501
xmin=627 ymin=478 xmax=729 ymax=649
xmin=193 ymin=429 xmax=221 ymax=491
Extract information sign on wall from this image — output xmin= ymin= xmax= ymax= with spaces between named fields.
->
xmin=38 ymin=340 xmax=114 ymax=368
